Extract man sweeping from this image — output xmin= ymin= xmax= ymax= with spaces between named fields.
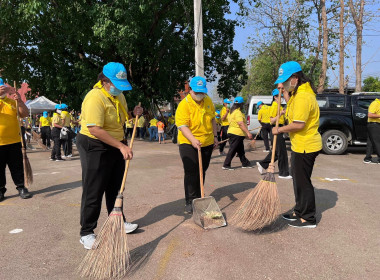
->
xmin=0 ymin=78 xmax=32 ymax=201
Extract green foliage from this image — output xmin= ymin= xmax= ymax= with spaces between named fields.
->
xmin=0 ymin=0 xmax=246 ymax=110
xmin=363 ymin=77 xmax=380 ymax=92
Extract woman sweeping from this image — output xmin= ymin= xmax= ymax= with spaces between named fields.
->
xmin=175 ymin=76 xmax=218 ymax=214
xmin=272 ymin=61 xmax=322 ymax=228
xmin=77 ymin=62 xmax=141 ymax=249
xmin=222 ymin=97 xmax=253 ymax=170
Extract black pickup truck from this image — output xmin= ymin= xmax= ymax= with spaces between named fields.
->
xmin=317 ymin=93 xmax=380 ymax=155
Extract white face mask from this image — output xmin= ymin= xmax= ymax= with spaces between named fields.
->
xmin=192 ymin=93 xmax=205 ymax=102
xmin=283 ymin=78 xmax=297 ymax=92
xmin=57 ymin=109 xmax=62 ymax=114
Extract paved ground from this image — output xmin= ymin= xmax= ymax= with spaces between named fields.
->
xmin=1 ymin=139 xmax=379 ymax=280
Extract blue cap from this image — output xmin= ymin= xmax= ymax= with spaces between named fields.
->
xmin=103 ymin=62 xmax=132 ymax=91
xmin=223 ymin=98 xmax=231 ymax=104
xmin=189 ymin=76 xmax=207 ymax=93
xmin=43 ymin=111 xmax=48 ymax=118
xmin=272 ymin=89 xmax=279 ymax=96
xmin=55 ymin=104 xmax=61 ymax=110
xmin=234 ymin=96 xmax=244 ymax=104
xmin=257 ymin=101 xmax=263 ymax=108
xmin=0 ymin=78 xmax=4 ymax=86
xmin=61 ymin=103 xmax=68 ymax=109
xmin=274 ymin=61 xmax=302 ymax=84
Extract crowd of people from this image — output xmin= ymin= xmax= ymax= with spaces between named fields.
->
xmin=1 ymin=60 xmax=379 ymax=250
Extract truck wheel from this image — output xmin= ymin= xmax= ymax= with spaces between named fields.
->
xmin=322 ymin=130 xmax=348 ymax=155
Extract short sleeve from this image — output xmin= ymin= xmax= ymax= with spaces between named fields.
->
xmin=292 ymin=96 xmax=310 ymax=123
xmin=83 ymin=92 xmax=105 ymax=127
xmin=175 ymin=100 xmax=190 ymax=127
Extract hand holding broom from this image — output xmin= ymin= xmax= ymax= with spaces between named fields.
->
xmin=230 ymin=91 xmax=282 ymax=231
xmin=78 ymin=103 xmax=142 ymax=279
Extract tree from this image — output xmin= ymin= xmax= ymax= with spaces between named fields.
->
xmin=0 ymin=0 xmax=246 ymax=110
xmin=317 ymin=0 xmax=328 ymax=93
xmin=338 ymin=0 xmax=345 ymax=94
xmin=348 ymin=0 xmax=365 ymax=92
xmin=362 ymin=77 xmax=380 ymax=92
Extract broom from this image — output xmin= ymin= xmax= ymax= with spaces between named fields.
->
xmin=230 ymin=91 xmax=282 ymax=231
xmin=14 ymin=81 xmax=33 ymax=188
xmin=32 ymin=130 xmax=48 ymax=150
xmin=248 ymin=126 xmax=262 ymax=151
xmin=78 ymin=104 xmax=141 ymax=279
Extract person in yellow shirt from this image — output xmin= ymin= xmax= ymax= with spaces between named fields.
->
xmin=60 ymin=104 xmax=73 ymax=158
xmin=50 ymin=105 xmax=65 ymax=161
xmin=272 ymin=61 xmax=322 ymax=228
xmin=364 ymin=98 xmax=380 ymax=164
xmin=76 ymin=62 xmax=141 ymax=249
xmin=124 ymin=111 xmax=134 ymax=138
xmin=0 ymin=78 xmax=32 ymax=201
xmin=219 ymin=98 xmax=231 ymax=155
xmin=222 ymin=97 xmax=253 ymax=170
xmin=257 ymin=88 xmax=291 ymax=179
xmin=39 ymin=111 xmax=52 ymax=149
xmin=257 ymin=101 xmax=272 ymax=152
xmin=137 ymin=114 xmax=146 ymax=140
xmin=175 ymin=76 xmax=218 ymax=214
xmin=148 ymin=117 xmax=158 ymax=141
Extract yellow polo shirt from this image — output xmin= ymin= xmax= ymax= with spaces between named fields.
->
xmin=220 ymin=106 xmax=230 ymax=126
xmin=61 ymin=111 xmax=71 ymax=127
xmin=149 ymin=119 xmax=158 ymax=127
xmin=175 ymin=94 xmax=215 ymax=146
xmin=258 ymin=105 xmax=270 ymax=123
xmin=285 ymin=82 xmax=322 ymax=153
xmin=137 ymin=116 xmax=145 ymax=128
xmin=80 ymin=83 xmax=128 ymax=141
xmin=40 ymin=116 xmax=51 ymax=127
xmin=368 ymin=99 xmax=380 ymax=123
xmin=168 ymin=116 xmax=175 ymax=125
xmin=270 ymin=102 xmax=285 ymax=125
xmin=52 ymin=113 xmax=62 ymax=127
xmin=227 ymin=108 xmax=246 ymax=137
xmin=0 ymin=97 xmax=21 ymax=146
xmin=125 ymin=119 xmax=133 ymax=128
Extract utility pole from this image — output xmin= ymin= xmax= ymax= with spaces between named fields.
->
xmin=194 ymin=0 xmax=204 ymax=77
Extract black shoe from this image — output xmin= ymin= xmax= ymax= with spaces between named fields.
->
xmin=288 ymin=219 xmax=316 ymax=228
xmin=184 ymin=203 xmax=193 ymax=214
xmin=17 ymin=187 xmax=32 ymax=199
xmin=282 ymin=212 xmax=298 ymax=221
xmin=0 ymin=187 xmax=6 ymax=202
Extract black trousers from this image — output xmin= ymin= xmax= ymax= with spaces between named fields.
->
xmin=291 ymin=151 xmax=319 ymax=224
xmin=0 ymin=142 xmax=24 ymax=190
xmin=51 ymin=127 xmax=62 ymax=159
xmin=41 ymin=126 xmax=51 ymax=148
xmin=261 ymin=123 xmax=272 ymax=151
xmin=223 ymin=134 xmax=250 ymax=167
xmin=259 ymin=129 xmax=290 ymax=176
xmin=77 ymin=134 xmax=126 ymax=236
xmin=219 ymin=126 xmax=229 ymax=152
xmin=125 ymin=128 xmax=133 ymax=138
xmin=179 ymin=144 xmax=213 ymax=205
xmin=62 ymin=127 xmax=72 ymax=156
xmin=367 ymin=123 xmax=380 ymax=161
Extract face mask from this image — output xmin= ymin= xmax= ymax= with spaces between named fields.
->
xmin=0 ymin=93 xmax=6 ymax=99
xmin=57 ymin=109 xmax=62 ymax=114
xmin=192 ymin=93 xmax=205 ymax=102
xmin=109 ymin=86 xmax=123 ymax=96
xmin=283 ymin=78 xmax=297 ymax=92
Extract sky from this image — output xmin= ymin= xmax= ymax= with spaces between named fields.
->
xmin=227 ymin=0 xmax=380 ymax=90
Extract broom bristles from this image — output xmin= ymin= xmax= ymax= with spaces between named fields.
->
xmin=230 ymin=172 xmax=280 ymax=231
xmin=78 ymin=207 xmax=130 ymax=279
xmin=22 ymin=149 xmax=33 ymax=187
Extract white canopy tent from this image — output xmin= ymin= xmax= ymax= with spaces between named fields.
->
xmin=26 ymin=96 xmax=58 ymax=114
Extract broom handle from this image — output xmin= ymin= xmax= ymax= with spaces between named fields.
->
xmin=270 ymin=89 xmax=282 ymax=165
xmin=253 ymin=127 xmax=262 ymax=140
xmin=119 ymin=102 xmax=141 ymax=194
xmin=198 ymin=149 xmax=205 ymax=198
xmin=248 ymin=125 xmax=262 ymax=133
xmin=13 ymin=81 xmax=26 ymax=150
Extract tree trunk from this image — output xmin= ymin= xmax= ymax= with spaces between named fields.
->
xmin=317 ymin=0 xmax=328 ymax=94
xmin=309 ymin=1 xmax=322 ymax=78
xmin=339 ymin=0 xmax=345 ymax=94
xmin=348 ymin=0 xmax=365 ymax=92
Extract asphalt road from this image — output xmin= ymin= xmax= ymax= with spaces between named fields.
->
xmin=0 ymin=139 xmax=379 ymax=280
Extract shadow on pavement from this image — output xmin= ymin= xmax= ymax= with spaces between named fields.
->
xmin=314 ymin=187 xmax=338 ymax=223
xmin=128 ymin=219 xmax=188 ymax=276
xmin=31 ymin=180 xmax=82 ymax=197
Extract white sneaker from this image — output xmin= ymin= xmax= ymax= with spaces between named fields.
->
xmin=263 ymin=150 xmax=270 ymax=152
xmin=279 ymin=175 xmax=292 ymax=179
xmin=67 ymin=154 xmax=72 ymax=158
xmin=80 ymin=234 xmax=96 ymax=250
xmin=256 ymin=162 xmax=266 ymax=175
xmin=62 ymin=155 xmax=66 ymax=159
xmin=124 ymin=222 xmax=138 ymax=233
